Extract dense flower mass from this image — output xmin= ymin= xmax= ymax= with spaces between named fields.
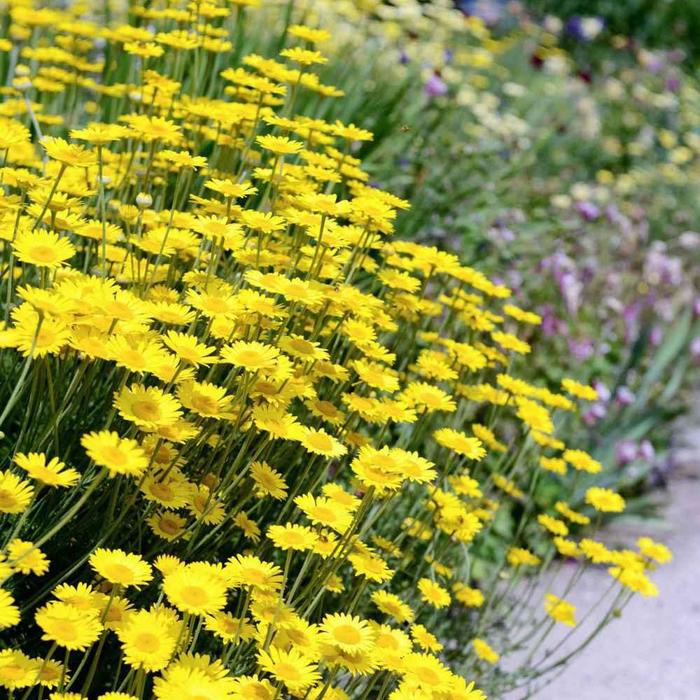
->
xmin=0 ymin=1 xmax=676 ymax=699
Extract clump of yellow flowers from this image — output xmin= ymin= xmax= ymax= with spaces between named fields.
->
xmin=0 ymin=1 xmax=671 ymax=698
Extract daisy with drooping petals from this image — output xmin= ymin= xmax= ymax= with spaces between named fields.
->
xmin=294 ymin=426 xmax=347 ymax=458
xmin=89 ymin=549 xmax=153 ymax=588
xmin=220 ymin=341 xmax=280 ymax=372
xmin=162 ymin=331 xmax=218 ymax=367
xmin=14 ymin=453 xmax=79 ymax=488
xmin=250 ymin=462 xmax=287 ymax=500
xmin=225 ymin=555 xmax=284 ymax=592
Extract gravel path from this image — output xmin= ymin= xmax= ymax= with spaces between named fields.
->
xmin=535 ymin=419 xmax=700 ymax=699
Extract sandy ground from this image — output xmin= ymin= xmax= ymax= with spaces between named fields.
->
xmin=534 ymin=419 xmax=700 ymax=699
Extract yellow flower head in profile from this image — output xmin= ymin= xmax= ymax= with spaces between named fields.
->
xmin=472 ymin=637 xmax=500 ymax=664
xmin=453 ymin=584 xmax=485 ymax=608
xmin=294 ymin=426 xmax=347 ymax=458
xmin=371 ymin=590 xmax=414 ymax=623
xmin=162 ymin=331 xmax=218 ymax=367
xmin=564 ymin=449 xmax=602 ymax=474
xmin=507 ymin=547 xmax=541 ymax=567
xmin=544 ymin=593 xmax=577 ymax=626
xmin=40 ymin=136 xmax=97 ymax=168
xmin=349 ymin=551 xmax=394 ymax=583
xmin=288 ymin=24 xmax=332 ymax=45
xmin=256 ymin=134 xmax=304 ymax=155
xmin=433 ymin=428 xmax=486 ymax=459
xmin=225 ymin=555 xmax=283 ymax=592
xmin=537 ymin=513 xmax=569 ymax=536
xmin=411 ymin=623 xmax=443 ymax=653
xmin=585 ymin=487 xmax=626 ymax=513
xmin=280 ymin=47 xmax=328 ymax=66
xmin=637 ymin=536 xmax=672 ymax=565
xmin=0 ymin=649 xmax=39 ymax=690
xmin=608 ymin=565 xmax=659 ymax=597
xmin=14 ymin=453 xmax=79 ymax=488
xmin=539 ymin=456 xmax=567 ymax=475
xmin=250 ymin=461 xmax=287 ymax=500
xmin=561 ymin=377 xmax=598 ymax=401
xmin=402 ymin=652 xmax=454 ymax=694
xmin=516 ymin=397 xmax=553 ymax=435
xmin=220 ymin=341 xmax=280 ymax=371
xmin=89 ymin=549 xmax=153 ymax=589
xmin=295 ymin=493 xmax=352 ymax=533
xmin=52 ymin=582 xmax=105 ymax=613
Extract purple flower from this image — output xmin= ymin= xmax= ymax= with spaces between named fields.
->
xmin=559 ymin=271 xmax=582 ymax=316
xmin=575 ymin=201 xmax=601 ymax=221
xmin=622 ymin=301 xmax=642 ymax=344
xmin=637 ymin=440 xmax=655 ymax=462
xmin=582 ymin=403 xmax=607 ymax=425
xmin=666 ymin=76 xmax=681 ymax=93
xmin=487 ymin=223 xmax=516 ymax=244
xmin=616 ymin=440 xmax=638 ymax=465
xmin=568 ymin=337 xmax=594 ymax=362
xmin=424 ymin=73 xmax=448 ymax=98
xmin=616 ymin=386 xmax=635 ymax=406
xmin=593 ymin=380 xmax=611 ymax=402
xmin=540 ymin=251 xmax=583 ymax=315
xmin=539 ymin=305 xmax=568 ymax=337
xmin=649 ymin=325 xmax=664 ymax=347
xmin=644 ymin=243 xmax=683 ymax=286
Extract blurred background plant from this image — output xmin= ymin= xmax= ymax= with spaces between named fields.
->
xmin=248 ymin=0 xmax=700 ymax=518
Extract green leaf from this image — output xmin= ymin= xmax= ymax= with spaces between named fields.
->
xmin=635 ymin=310 xmax=693 ymax=407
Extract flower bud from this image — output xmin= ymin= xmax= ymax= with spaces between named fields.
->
xmin=135 ymin=192 xmax=153 ymax=209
